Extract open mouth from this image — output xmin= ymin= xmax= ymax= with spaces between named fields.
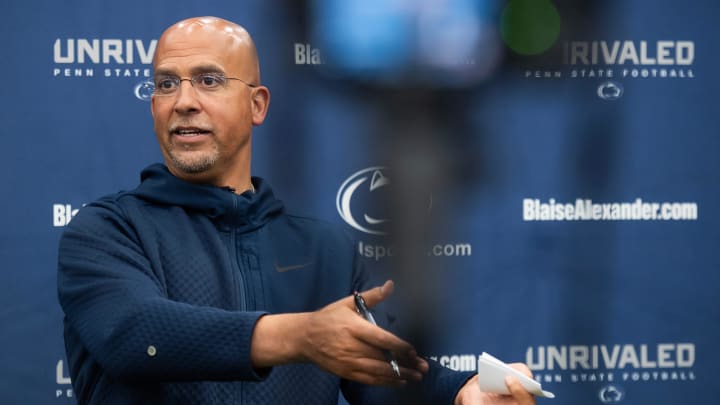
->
xmin=171 ymin=127 xmax=212 ymax=137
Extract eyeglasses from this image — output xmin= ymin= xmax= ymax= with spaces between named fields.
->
xmin=152 ymin=73 xmax=257 ymax=97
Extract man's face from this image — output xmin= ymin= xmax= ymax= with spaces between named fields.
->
xmin=150 ymin=22 xmax=266 ymax=182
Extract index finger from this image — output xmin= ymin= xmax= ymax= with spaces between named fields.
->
xmin=354 ymin=320 xmax=428 ymax=373
xmin=352 ymin=315 xmax=414 ymax=354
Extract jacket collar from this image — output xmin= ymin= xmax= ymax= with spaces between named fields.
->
xmin=131 ymin=163 xmax=284 ymax=232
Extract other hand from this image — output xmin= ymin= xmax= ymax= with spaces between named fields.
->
xmin=454 ymin=363 xmax=536 ymax=405
xmin=301 ymin=280 xmax=429 ymax=386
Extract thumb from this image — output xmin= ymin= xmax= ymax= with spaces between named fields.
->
xmin=505 ymin=376 xmax=535 ymax=405
xmin=358 ymin=280 xmax=394 ymax=308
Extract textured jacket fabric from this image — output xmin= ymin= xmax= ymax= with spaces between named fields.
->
xmin=58 ymin=163 xmax=472 ymax=404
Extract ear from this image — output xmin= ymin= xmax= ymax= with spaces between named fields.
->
xmin=251 ymin=86 xmax=271 ymax=126
xmin=150 ymin=94 xmax=156 ymax=119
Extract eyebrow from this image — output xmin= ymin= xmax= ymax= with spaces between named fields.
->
xmin=154 ymin=64 xmax=227 ymax=77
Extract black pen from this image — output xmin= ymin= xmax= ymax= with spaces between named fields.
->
xmin=353 ymin=291 xmax=401 ymax=377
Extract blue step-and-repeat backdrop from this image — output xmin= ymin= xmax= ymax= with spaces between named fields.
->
xmin=2 ymin=0 xmax=718 ymax=403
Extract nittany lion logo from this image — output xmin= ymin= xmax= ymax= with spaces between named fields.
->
xmin=336 ymin=166 xmax=390 ymax=235
xmin=597 ymin=81 xmax=624 ymax=100
xmin=134 ymin=80 xmax=154 ymax=101
xmin=336 ymin=166 xmax=433 ymax=235
xmin=598 ymin=385 xmax=624 ymax=403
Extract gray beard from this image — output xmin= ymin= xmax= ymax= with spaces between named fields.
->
xmin=167 ymin=149 xmax=219 ymax=174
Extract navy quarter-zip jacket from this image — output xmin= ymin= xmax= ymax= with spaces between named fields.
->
xmin=58 ymin=164 xmax=472 ymax=404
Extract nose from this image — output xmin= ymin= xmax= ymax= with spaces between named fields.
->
xmin=173 ymin=80 xmax=201 ymax=114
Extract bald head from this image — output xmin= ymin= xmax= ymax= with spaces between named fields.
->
xmin=150 ymin=16 xmax=271 ymax=190
xmin=154 ymin=16 xmax=261 ymax=83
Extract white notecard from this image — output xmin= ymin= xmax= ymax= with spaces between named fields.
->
xmin=476 ymin=352 xmax=555 ymax=399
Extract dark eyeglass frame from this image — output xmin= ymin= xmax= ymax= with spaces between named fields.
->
xmin=152 ymin=72 xmax=257 ymax=96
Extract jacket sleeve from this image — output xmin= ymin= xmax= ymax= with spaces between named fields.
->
xmin=341 ymin=360 xmax=474 ymax=405
xmin=57 ymin=200 xmax=269 ymax=382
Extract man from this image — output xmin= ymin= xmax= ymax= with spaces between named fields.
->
xmin=58 ymin=16 xmax=536 ymax=404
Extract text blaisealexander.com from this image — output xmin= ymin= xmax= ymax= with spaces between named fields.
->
xmin=523 ymin=198 xmax=698 ymax=221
